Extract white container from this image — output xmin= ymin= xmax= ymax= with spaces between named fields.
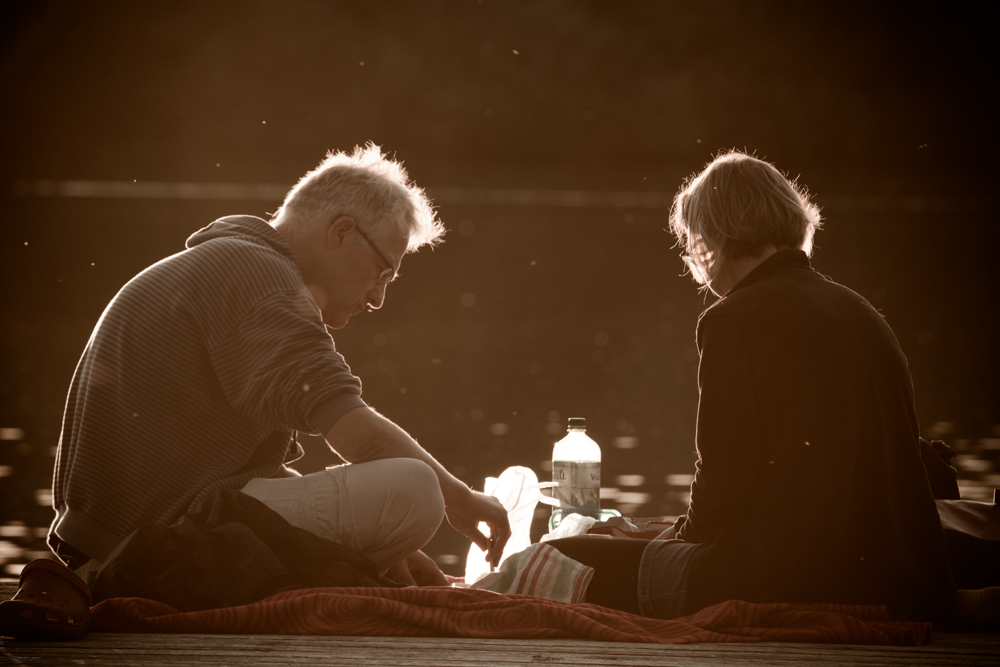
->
xmin=551 ymin=417 xmax=601 ymax=515
xmin=464 ymin=466 xmax=557 ymax=585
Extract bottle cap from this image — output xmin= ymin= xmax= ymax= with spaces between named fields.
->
xmin=567 ymin=417 xmax=586 ymax=429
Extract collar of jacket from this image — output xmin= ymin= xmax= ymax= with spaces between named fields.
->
xmin=727 ymin=248 xmax=813 ymax=296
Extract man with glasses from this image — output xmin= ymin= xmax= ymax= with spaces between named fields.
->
xmin=49 ymin=144 xmax=510 ymax=589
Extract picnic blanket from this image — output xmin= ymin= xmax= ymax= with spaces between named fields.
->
xmin=89 ymin=587 xmax=931 ymax=645
xmin=77 ymin=491 xmax=933 ymax=645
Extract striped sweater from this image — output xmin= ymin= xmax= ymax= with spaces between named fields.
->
xmin=50 ymin=215 xmax=366 ymax=561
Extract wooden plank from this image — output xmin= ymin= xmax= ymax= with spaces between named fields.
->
xmin=2 ymin=633 xmax=999 ymax=667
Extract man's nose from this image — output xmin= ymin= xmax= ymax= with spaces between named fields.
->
xmin=366 ymin=283 xmax=387 ymax=310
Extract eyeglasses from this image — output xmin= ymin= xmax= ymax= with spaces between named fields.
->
xmin=356 ymin=226 xmax=397 ymax=285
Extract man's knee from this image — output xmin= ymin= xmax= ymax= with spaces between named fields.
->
xmin=350 ymin=458 xmax=444 ymax=568
xmin=388 ymin=458 xmax=445 ymax=536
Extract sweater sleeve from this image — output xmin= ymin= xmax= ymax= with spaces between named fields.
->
xmin=209 ymin=288 xmax=365 ymax=433
xmin=676 ymin=309 xmax=765 ymax=544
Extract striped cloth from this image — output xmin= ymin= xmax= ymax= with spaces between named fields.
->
xmin=469 ymin=543 xmax=593 ymax=604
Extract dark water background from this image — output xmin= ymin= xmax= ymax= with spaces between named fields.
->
xmin=0 ymin=1 xmax=997 ymax=575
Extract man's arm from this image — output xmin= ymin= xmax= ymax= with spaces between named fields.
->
xmin=324 ymin=405 xmax=511 ymax=566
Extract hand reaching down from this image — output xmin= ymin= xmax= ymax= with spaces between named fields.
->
xmin=385 ymin=550 xmax=449 ymax=587
xmin=446 ymin=489 xmax=511 ymax=569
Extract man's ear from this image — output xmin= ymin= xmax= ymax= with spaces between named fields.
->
xmin=327 ymin=216 xmax=356 ymax=250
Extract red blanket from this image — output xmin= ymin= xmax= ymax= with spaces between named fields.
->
xmin=90 ymin=586 xmax=930 ymax=645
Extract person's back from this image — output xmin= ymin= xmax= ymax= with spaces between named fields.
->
xmin=52 ymin=215 xmax=365 ymax=563
xmin=679 ymin=248 xmax=954 ymax=616
xmin=547 ymin=151 xmax=985 ymax=627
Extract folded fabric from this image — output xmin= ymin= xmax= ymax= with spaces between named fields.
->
xmin=468 ymin=543 xmax=593 ymax=603
xmin=588 ymin=516 xmax=675 ymax=539
xmin=89 ymin=586 xmax=931 ymax=646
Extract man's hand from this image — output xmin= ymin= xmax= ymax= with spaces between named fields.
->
xmin=385 ymin=550 xmax=449 ymax=586
xmin=323 ymin=407 xmax=512 ymax=567
xmin=446 ymin=489 xmax=511 ymax=568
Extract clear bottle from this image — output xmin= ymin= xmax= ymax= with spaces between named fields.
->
xmin=551 ymin=417 xmax=601 ymax=518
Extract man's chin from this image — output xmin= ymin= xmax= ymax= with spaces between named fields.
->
xmin=322 ymin=313 xmax=351 ymax=330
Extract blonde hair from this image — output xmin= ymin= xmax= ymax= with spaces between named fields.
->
xmin=276 ymin=143 xmax=444 ymax=252
xmin=669 ymin=150 xmax=822 ymax=284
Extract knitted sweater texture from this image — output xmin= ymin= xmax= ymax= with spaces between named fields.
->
xmin=50 ymin=216 xmax=365 ymax=561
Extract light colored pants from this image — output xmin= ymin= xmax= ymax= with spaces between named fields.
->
xmin=240 ymin=458 xmax=445 ymax=572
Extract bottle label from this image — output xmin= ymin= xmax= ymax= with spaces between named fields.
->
xmin=552 ymin=460 xmax=600 ymax=510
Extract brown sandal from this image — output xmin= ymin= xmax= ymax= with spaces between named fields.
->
xmin=0 ymin=558 xmax=91 ymax=639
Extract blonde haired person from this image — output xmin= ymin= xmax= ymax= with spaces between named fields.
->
xmin=669 ymin=150 xmax=821 ymax=292
xmin=549 ymin=151 xmax=996 ymax=629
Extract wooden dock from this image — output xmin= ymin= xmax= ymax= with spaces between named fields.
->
xmin=3 ymin=582 xmax=998 ymax=666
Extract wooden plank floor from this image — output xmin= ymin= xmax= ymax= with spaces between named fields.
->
xmin=3 ymin=581 xmax=999 ymax=666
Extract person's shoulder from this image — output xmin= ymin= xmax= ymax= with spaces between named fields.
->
xmin=695 ymin=293 xmax=740 ymax=341
xmin=700 ymin=272 xmax=785 ymax=320
xmin=729 ymin=260 xmax=863 ymax=306
xmin=183 ymin=216 xmax=301 ymax=283
xmin=696 ymin=264 xmax=829 ymax=327
xmin=188 ymin=216 xmax=284 ymax=254
xmin=789 ymin=269 xmax=882 ymax=317
xmin=717 ymin=265 xmax=887 ymax=336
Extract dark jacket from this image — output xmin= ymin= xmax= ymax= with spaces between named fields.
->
xmin=675 ymin=249 xmax=955 ymax=618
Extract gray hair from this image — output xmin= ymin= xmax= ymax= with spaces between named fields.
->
xmin=668 ymin=150 xmax=822 ymax=285
xmin=275 ymin=143 xmax=444 ymax=252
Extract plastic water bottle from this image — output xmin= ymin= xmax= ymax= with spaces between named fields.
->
xmin=551 ymin=417 xmax=601 ymax=518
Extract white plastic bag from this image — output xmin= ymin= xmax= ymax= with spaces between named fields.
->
xmin=539 ymin=512 xmax=598 ymax=542
xmin=464 ymin=466 xmax=558 ymax=585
